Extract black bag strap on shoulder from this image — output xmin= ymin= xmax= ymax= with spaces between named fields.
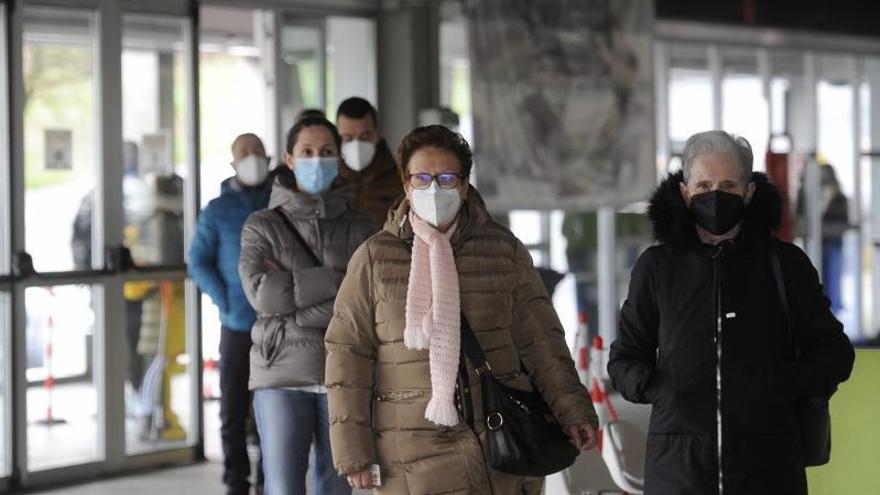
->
xmin=273 ymin=207 xmax=321 ymax=267
xmin=768 ymin=240 xmax=796 ymax=359
xmin=459 ymin=314 xmax=493 ymax=377
xmin=770 ymin=239 xmax=833 ymax=467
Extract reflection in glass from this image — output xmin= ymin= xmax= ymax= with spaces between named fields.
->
xmin=25 ymin=285 xmax=98 ymax=470
xmin=122 ymin=14 xmax=187 ymax=268
xmin=281 ymin=23 xmax=324 ymax=127
xmin=125 ymin=279 xmax=190 ymax=454
xmin=23 ymin=8 xmax=97 ymax=272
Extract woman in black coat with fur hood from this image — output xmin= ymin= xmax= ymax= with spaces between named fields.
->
xmin=608 ymin=131 xmax=853 ymax=495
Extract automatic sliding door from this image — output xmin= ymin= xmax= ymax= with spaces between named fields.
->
xmin=0 ymin=1 xmax=11 ymax=480
xmin=21 ymin=7 xmax=102 ymax=472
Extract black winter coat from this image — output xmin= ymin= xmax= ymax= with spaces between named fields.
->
xmin=608 ymin=172 xmax=854 ymax=495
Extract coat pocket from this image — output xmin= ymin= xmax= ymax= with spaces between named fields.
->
xmin=259 ymin=320 xmax=286 ymax=367
xmin=376 ymin=390 xmax=426 ymax=404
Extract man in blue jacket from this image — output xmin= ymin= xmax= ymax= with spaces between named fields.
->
xmin=189 ymin=133 xmax=272 ymax=495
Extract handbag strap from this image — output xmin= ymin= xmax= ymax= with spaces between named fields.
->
xmin=459 ymin=313 xmax=494 ymax=377
xmin=769 ymin=239 xmax=795 ymax=359
xmin=273 ymin=207 xmax=321 ymax=267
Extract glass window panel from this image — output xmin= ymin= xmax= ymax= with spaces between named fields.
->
xmin=721 ymin=47 xmax=768 ymax=173
xmin=281 ymin=23 xmax=324 ymax=125
xmin=771 ymin=51 xmax=809 ymax=153
xmin=26 ymin=284 xmax=99 ymax=470
xmin=0 ymin=2 xmax=8 ymax=477
xmin=199 ymin=6 xmax=269 ymax=209
xmin=862 ymin=57 xmax=880 ymax=344
xmin=509 ymin=210 xmax=542 ymax=245
xmin=0 ymin=2 xmax=9 ymax=277
xmin=122 ymin=14 xmax=188 ymax=267
xmin=528 ymin=249 xmax=544 ymax=267
xmin=769 ymin=51 xmax=807 ymax=249
xmin=668 ymin=44 xmax=712 ymax=149
xmin=817 ymin=54 xmax=859 ymax=338
xmin=326 ymin=17 xmax=377 ymax=121
xmin=23 ymin=8 xmax=97 ymax=272
xmin=124 ymin=279 xmax=191 ymax=454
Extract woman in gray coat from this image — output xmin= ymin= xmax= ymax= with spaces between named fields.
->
xmin=238 ymin=117 xmax=375 ymax=495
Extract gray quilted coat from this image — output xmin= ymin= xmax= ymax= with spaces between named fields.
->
xmin=239 ymin=172 xmax=375 ymax=390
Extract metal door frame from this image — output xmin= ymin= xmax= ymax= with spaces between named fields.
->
xmin=7 ymin=0 xmax=200 ymax=489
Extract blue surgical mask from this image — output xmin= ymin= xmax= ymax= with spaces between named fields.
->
xmin=294 ymin=157 xmax=338 ymax=194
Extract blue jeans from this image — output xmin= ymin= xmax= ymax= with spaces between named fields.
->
xmin=253 ymin=389 xmax=351 ymax=495
xmin=822 ymin=238 xmax=844 ymax=314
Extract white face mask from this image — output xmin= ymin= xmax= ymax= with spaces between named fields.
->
xmin=234 ymin=154 xmax=270 ymax=186
xmin=410 ymin=183 xmax=462 ymax=227
xmin=341 ymin=140 xmax=377 ymax=172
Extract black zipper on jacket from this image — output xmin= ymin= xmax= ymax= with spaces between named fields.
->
xmin=711 ymin=242 xmax=727 ymax=495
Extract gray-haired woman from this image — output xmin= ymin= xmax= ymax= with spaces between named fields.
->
xmin=325 ymin=125 xmax=598 ymax=494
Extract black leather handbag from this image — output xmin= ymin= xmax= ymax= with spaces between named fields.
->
xmin=769 ymin=242 xmax=832 ymax=466
xmin=459 ymin=314 xmax=580 ymax=477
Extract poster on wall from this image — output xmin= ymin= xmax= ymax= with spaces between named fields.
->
xmin=468 ymin=0 xmax=655 ymax=211
xmin=140 ymin=132 xmax=173 ymax=175
xmin=44 ymin=129 xmax=73 ymax=171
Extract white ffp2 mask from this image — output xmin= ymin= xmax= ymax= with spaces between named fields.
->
xmin=234 ymin=154 xmax=270 ymax=186
xmin=410 ymin=183 xmax=462 ymax=227
xmin=341 ymin=140 xmax=377 ymax=172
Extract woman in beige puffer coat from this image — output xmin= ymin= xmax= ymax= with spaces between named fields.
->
xmin=325 ymin=126 xmax=598 ymax=494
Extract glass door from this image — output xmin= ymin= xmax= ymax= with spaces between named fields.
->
xmin=120 ymin=13 xmax=194 ymax=455
xmin=816 ymin=53 xmax=862 ymax=338
xmin=9 ymin=2 xmax=201 ymax=488
xmin=0 ymin=0 xmax=11 ymax=485
xmin=20 ymin=6 xmax=103 ymax=472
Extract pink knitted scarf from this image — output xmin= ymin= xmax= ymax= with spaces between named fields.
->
xmin=405 ymin=211 xmax=461 ymax=427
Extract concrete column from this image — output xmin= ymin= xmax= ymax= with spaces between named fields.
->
xmin=158 ymin=52 xmax=176 ymax=170
xmin=377 ymin=0 xmax=440 ymax=149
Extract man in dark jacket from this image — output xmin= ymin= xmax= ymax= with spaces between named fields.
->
xmin=336 ymin=97 xmax=404 ymax=226
xmin=188 ymin=133 xmax=272 ymax=495
xmin=608 ymin=130 xmax=854 ymax=495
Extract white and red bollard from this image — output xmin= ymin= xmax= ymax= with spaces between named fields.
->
xmin=37 ymin=288 xmax=66 ymax=426
xmin=574 ymin=311 xmax=591 ymax=385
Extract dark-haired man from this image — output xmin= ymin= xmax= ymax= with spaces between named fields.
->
xmin=336 ymin=97 xmax=404 ymax=226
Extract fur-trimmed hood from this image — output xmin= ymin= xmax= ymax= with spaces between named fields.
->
xmin=648 ymin=171 xmax=783 ymax=251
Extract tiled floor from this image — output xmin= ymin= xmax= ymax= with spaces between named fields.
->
xmin=28 ymin=391 xmax=651 ymax=495
xmin=34 ymin=462 xmax=225 ymax=494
